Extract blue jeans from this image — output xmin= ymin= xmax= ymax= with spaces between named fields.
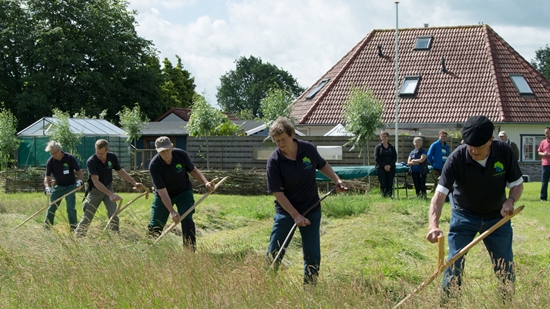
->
xmin=267 ymin=210 xmax=321 ymax=283
xmin=540 ymin=165 xmax=550 ymax=200
xmin=441 ymin=208 xmax=514 ymax=298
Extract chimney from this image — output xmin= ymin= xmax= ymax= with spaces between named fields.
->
xmin=424 ymin=23 xmax=429 ymax=28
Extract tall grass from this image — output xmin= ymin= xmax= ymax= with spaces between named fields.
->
xmin=0 ymin=182 xmax=549 ymax=308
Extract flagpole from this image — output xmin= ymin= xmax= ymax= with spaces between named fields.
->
xmin=394 ymin=2 xmax=399 ymax=154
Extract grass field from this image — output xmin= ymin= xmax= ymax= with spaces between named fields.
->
xmin=0 ymin=182 xmax=549 ymax=308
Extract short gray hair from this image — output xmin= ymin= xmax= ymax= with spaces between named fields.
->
xmin=413 ymin=137 xmax=423 ymax=143
xmin=45 ymin=140 xmax=62 ymax=152
xmin=269 ymin=117 xmax=295 ymax=138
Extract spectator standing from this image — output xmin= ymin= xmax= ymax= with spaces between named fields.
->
xmin=147 ymin=136 xmax=212 ymax=250
xmin=43 ymin=141 xmax=84 ymax=230
xmin=427 ymin=130 xmax=451 ymax=175
xmin=407 ymin=137 xmax=429 ymax=198
xmin=74 ymin=139 xmax=144 ymax=236
xmin=538 ymin=127 xmax=550 ymax=201
xmin=374 ymin=131 xmax=397 ymax=198
xmin=498 ymin=131 xmax=520 ymax=160
xmin=426 ymin=116 xmax=523 ymax=302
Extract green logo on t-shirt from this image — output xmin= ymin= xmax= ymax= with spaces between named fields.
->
xmin=494 ymin=161 xmax=504 ymax=173
xmin=303 ymin=157 xmax=312 ymax=169
xmin=493 ymin=161 xmax=505 ymax=176
xmin=176 ymin=163 xmax=183 ymax=172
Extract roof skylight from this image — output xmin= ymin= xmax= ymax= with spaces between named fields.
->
xmin=306 ymin=78 xmax=329 ymax=100
xmin=510 ymin=74 xmax=533 ymax=95
xmin=400 ymin=76 xmax=421 ymax=96
xmin=414 ymin=36 xmax=433 ymax=50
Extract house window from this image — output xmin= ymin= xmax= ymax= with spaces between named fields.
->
xmin=414 ymin=36 xmax=433 ymax=50
xmin=521 ymin=135 xmax=545 ymax=161
xmin=253 ymin=146 xmax=276 ymax=160
xmin=510 ymin=74 xmax=534 ymax=95
xmin=306 ymin=78 xmax=329 ymax=100
xmin=317 ymin=146 xmax=343 ymax=160
xmin=400 ymin=76 xmax=421 ymax=96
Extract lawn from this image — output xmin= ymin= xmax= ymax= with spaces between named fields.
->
xmin=0 ymin=182 xmax=548 ymax=308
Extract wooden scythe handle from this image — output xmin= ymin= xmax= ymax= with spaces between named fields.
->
xmin=153 ymin=177 xmax=228 ymax=244
xmin=14 ymin=186 xmax=83 ymax=230
xmin=393 ymin=205 xmax=525 ymax=309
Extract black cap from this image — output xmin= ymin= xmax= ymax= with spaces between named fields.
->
xmin=462 ymin=115 xmax=494 ymax=147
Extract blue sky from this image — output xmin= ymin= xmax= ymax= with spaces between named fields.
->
xmin=128 ymin=0 xmax=550 ymax=107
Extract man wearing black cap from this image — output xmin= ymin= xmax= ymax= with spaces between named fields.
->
xmin=426 ymin=115 xmax=524 ymax=302
xmin=147 ymin=136 xmax=213 ymax=249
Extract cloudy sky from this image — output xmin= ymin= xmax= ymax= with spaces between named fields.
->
xmin=128 ymin=0 xmax=550 ymax=107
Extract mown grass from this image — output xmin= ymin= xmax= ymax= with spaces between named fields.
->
xmin=0 ymin=182 xmax=549 ymax=308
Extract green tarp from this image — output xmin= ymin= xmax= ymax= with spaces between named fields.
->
xmin=316 ymin=165 xmax=410 ymax=181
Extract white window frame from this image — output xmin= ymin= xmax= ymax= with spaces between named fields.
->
xmin=521 ymin=135 xmax=545 ymax=161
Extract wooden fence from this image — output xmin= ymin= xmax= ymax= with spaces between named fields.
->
xmin=3 ymin=135 xmax=462 ymax=194
xmin=185 ymin=135 xmax=461 ymax=171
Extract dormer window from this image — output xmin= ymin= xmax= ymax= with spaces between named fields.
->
xmin=400 ymin=76 xmax=421 ymax=96
xmin=510 ymin=74 xmax=534 ymax=95
xmin=306 ymin=78 xmax=329 ymax=100
xmin=414 ymin=36 xmax=433 ymax=50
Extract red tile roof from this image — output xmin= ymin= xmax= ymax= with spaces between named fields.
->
xmin=155 ymin=107 xmax=240 ymax=122
xmin=291 ymin=25 xmax=550 ymax=126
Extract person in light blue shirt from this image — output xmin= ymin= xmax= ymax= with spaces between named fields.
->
xmin=427 ymin=130 xmax=451 ymax=174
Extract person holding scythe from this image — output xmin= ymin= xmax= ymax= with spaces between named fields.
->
xmin=266 ymin=117 xmax=347 ymax=284
xmin=43 ymin=140 xmax=84 ymax=230
xmin=74 ymin=139 xmax=145 ymax=236
xmin=426 ymin=115 xmax=523 ymax=302
xmin=147 ymin=136 xmax=212 ymax=250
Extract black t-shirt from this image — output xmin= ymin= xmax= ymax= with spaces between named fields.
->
xmin=86 ymin=152 xmax=121 ymax=189
xmin=266 ymin=139 xmax=327 ymax=214
xmin=374 ymin=143 xmax=397 ymax=170
xmin=149 ymin=148 xmax=194 ymax=197
xmin=45 ymin=152 xmax=81 ymax=186
xmin=439 ymin=141 xmax=523 ymax=217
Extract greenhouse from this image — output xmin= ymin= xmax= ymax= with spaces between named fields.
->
xmin=16 ymin=117 xmax=129 ymax=168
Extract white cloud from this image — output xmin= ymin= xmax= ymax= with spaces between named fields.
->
xmin=130 ymin=0 xmax=196 ymax=11
xmin=128 ymin=0 xmax=550 ymax=107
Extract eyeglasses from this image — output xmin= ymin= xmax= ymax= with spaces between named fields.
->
xmin=50 ymin=149 xmax=60 ymax=156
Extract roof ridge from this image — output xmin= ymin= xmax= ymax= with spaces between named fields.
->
xmin=373 ymin=24 xmax=485 ymax=32
xmin=482 ymin=24 xmax=506 ymax=122
xmin=298 ymin=30 xmax=377 ymax=123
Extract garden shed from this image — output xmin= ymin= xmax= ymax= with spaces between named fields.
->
xmin=16 ymin=117 xmax=130 ymax=169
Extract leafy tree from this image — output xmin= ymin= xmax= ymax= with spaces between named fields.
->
xmin=216 ymin=56 xmax=304 ymax=117
xmin=187 ymin=94 xmax=243 ymax=169
xmin=0 ymin=0 xmax=162 ymax=131
xmin=532 ymin=45 xmax=550 ymax=81
xmin=237 ymin=109 xmax=256 ymax=121
xmin=47 ymin=109 xmax=83 ymax=161
xmin=72 ymin=108 xmax=108 ymax=119
xmin=342 ymin=86 xmax=385 ymax=162
xmin=118 ymin=104 xmax=149 ymax=147
xmin=118 ymin=103 xmax=149 ymax=170
xmin=0 ymin=104 xmax=21 ymax=170
xmin=160 ymin=56 xmax=196 ymax=109
xmin=260 ymin=85 xmax=296 ymax=126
